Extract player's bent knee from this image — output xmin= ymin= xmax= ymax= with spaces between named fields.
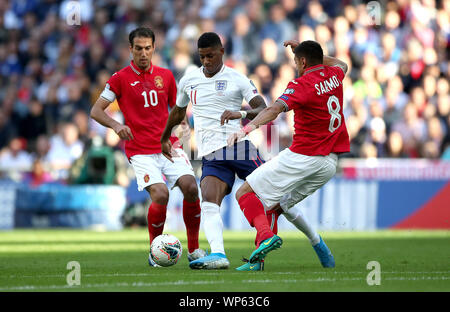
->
xmin=178 ymin=176 xmax=199 ymax=201
xmin=148 ymin=184 xmax=169 ymax=205
xmin=184 ymin=183 xmax=199 ymax=202
xmin=235 ymin=182 xmax=253 ymax=202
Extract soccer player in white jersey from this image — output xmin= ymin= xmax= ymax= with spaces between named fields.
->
xmin=161 ymin=33 xmax=333 ymax=270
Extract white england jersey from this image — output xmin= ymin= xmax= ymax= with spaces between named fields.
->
xmin=176 ymin=65 xmax=260 ymax=157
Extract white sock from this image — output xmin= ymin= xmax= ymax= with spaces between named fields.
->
xmin=201 ymin=201 xmax=225 ymax=255
xmin=283 ymin=209 xmax=320 ymax=246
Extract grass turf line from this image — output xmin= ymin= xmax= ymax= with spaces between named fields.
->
xmin=0 ymin=229 xmax=448 ymax=292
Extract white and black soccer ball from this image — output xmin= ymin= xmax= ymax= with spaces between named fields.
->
xmin=150 ymin=234 xmax=182 ymax=267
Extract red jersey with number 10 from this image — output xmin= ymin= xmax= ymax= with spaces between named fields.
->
xmin=277 ymin=64 xmax=350 ymax=156
xmin=106 ymin=61 xmax=178 ymax=159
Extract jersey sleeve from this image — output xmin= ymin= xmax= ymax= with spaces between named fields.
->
xmin=176 ymin=76 xmax=190 ymax=108
xmin=330 ymin=65 xmax=345 ymax=81
xmin=104 ymin=72 xmax=122 ymax=100
xmin=237 ymin=74 xmax=259 ymax=104
xmin=167 ymin=71 xmax=177 ymax=108
xmin=277 ymin=80 xmax=303 ymax=111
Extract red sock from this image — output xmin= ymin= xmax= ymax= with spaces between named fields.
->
xmin=267 ymin=208 xmax=282 ymax=235
xmin=183 ymin=199 xmax=201 ymax=253
xmin=238 ymin=192 xmax=274 ymax=245
xmin=147 ymin=202 xmax=167 ymax=246
xmin=255 ymin=208 xmax=281 ymax=247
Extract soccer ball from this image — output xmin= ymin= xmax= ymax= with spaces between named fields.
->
xmin=150 ymin=234 xmax=183 ymax=267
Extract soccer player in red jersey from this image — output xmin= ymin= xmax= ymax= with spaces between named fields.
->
xmin=228 ymin=40 xmax=350 ymax=267
xmin=90 ymin=27 xmax=205 ymax=267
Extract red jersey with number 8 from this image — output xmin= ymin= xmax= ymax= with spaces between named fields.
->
xmin=277 ymin=64 xmax=350 ymax=156
xmin=106 ymin=61 xmax=178 ymax=158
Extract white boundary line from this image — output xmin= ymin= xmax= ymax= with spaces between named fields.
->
xmin=0 ymin=276 xmax=449 ymax=291
xmin=3 ymin=271 xmax=450 ymax=279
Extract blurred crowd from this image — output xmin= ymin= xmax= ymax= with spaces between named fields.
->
xmin=0 ymin=0 xmax=449 ymax=186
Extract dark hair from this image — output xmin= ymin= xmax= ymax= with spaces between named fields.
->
xmin=294 ymin=40 xmax=323 ymax=65
xmin=129 ymin=27 xmax=155 ymax=46
xmin=197 ymin=32 xmax=222 ymax=49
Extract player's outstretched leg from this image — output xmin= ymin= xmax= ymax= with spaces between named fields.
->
xmin=248 ymin=234 xmax=283 ymax=263
xmin=237 ymin=192 xmax=283 ymax=264
xmin=236 ymin=209 xmax=281 ymax=271
xmin=312 ymin=235 xmax=335 ymax=268
xmin=282 ymin=208 xmax=334 ymax=268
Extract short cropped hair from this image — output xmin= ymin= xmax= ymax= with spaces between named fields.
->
xmin=294 ymin=40 xmax=323 ymax=65
xmin=129 ymin=27 xmax=155 ymax=46
xmin=197 ymin=32 xmax=222 ymax=49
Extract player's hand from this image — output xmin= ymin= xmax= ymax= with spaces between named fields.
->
xmin=113 ymin=124 xmax=134 ymax=141
xmin=283 ymin=40 xmax=300 ymax=53
xmin=161 ymin=139 xmax=174 ymax=162
xmin=227 ymin=131 xmax=244 ymax=147
xmin=220 ymin=110 xmax=242 ymax=125
xmin=227 ymin=123 xmax=257 ymax=146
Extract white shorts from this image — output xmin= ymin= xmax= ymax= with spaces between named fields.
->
xmin=130 ymin=148 xmax=195 ymax=191
xmin=246 ymin=148 xmax=338 ymax=212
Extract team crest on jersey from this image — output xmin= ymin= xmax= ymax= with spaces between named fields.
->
xmin=154 ymin=76 xmax=164 ymax=89
xmin=144 ymin=174 xmax=150 ymax=183
xmin=215 ymin=80 xmax=227 ymax=91
xmin=284 ymin=88 xmax=295 ymax=95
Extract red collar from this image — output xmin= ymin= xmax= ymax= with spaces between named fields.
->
xmin=303 ymin=64 xmax=324 ymax=76
xmin=130 ymin=60 xmax=153 ymax=75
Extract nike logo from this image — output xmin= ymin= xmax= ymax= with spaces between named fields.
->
xmin=130 ymin=81 xmax=140 ymax=86
xmin=250 ymin=264 xmax=258 ymax=270
xmin=194 ymin=213 xmax=201 ymax=218
xmin=263 ymin=237 xmax=275 ymax=246
xmin=151 ymin=222 xmax=164 ymax=228
xmin=190 ymin=85 xmax=198 ymax=89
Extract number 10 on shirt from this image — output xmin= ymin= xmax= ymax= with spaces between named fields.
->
xmin=142 ymin=90 xmax=159 ymax=107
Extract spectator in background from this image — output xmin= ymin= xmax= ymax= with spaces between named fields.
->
xmin=260 ymin=3 xmax=295 ymax=47
xmin=0 ymin=0 xmax=449 ymax=171
xmin=47 ymin=121 xmax=84 ymax=181
xmin=227 ymin=12 xmax=260 ymax=69
xmin=368 ymin=117 xmax=388 ymax=157
xmin=0 ymin=137 xmax=33 ymax=180
xmin=392 ymin=103 xmax=427 ymax=157
xmin=346 ymin=114 xmax=367 ymax=158
xmin=301 ymin=0 xmax=328 ymax=29
xmin=32 ymin=134 xmax=51 ymax=163
xmin=353 ymin=65 xmax=383 ymax=101
xmin=0 ymin=107 xmax=17 ymax=150
xmin=19 ymin=97 xmax=48 ymax=149
xmin=386 ymin=131 xmax=408 ymax=158
xmin=23 ymin=157 xmax=53 ymax=187
xmin=359 ymin=142 xmax=378 ymax=159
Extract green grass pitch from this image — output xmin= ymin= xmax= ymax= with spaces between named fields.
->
xmin=0 ymin=229 xmax=449 ymax=292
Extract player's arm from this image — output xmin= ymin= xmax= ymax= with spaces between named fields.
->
xmin=284 ymin=40 xmax=348 ymax=75
xmin=323 ymin=55 xmax=348 ymax=75
xmin=220 ymin=95 xmax=267 ymax=125
xmin=160 ymin=105 xmax=187 ymax=162
xmin=90 ymin=97 xmax=134 ymax=141
xmin=227 ymin=100 xmax=285 ymax=146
